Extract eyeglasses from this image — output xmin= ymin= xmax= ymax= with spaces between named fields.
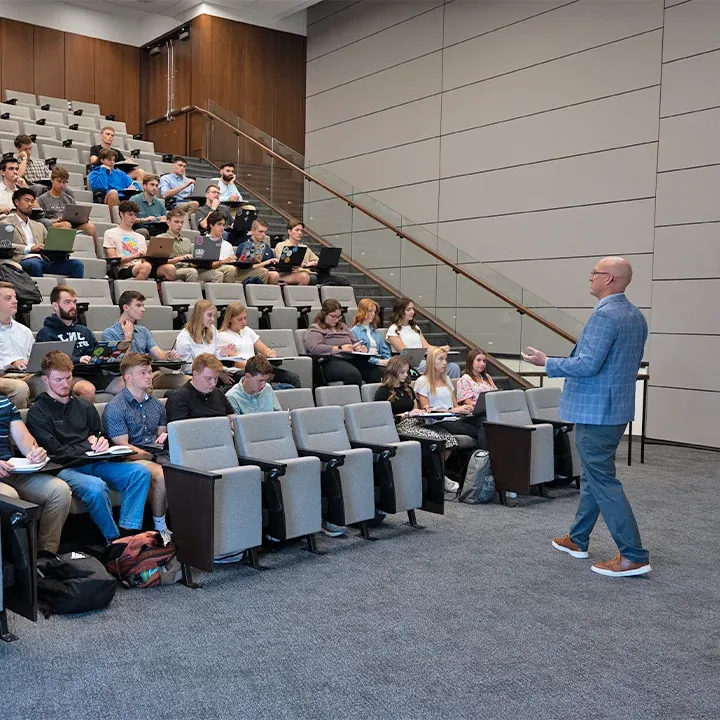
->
xmin=590 ymin=270 xmax=612 ymax=277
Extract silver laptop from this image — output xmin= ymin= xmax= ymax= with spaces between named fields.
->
xmin=24 ymin=341 xmax=76 ymax=373
xmin=61 ymin=204 xmax=92 ymax=225
xmin=400 ymin=347 xmax=427 ymax=368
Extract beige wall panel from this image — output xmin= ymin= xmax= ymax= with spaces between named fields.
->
xmin=660 ymin=49 xmax=720 ymax=116
xmin=442 ymin=0 xmax=574 ymax=47
xmin=306 ymin=95 xmax=441 ymax=164
xmin=306 ymin=7 xmax=443 ymax=96
xmin=662 ymin=0 xmax=720 ymax=62
xmin=441 ymin=31 xmax=662 ymax=135
xmin=441 ymin=87 xmax=660 ymax=177
xmin=653 ymin=223 xmax=720 ymax=279
xmin=442 ymin=0 xmax=663 ymax=91
xmin=647 ymin=387 xmax=720 ymax=448
xmin=369 ymin=182 xmax=440 ymax=226
xmin=650 ymin=334 xmax=720 ymax=392
xmin=657 ymin=107 xmax=720 ymax=171
xmin=308 ymin=0 xmax=442 ymax=61
xmin=651 ymin=279 xmax=720 ymax=334
xmin=655 ymin=166 xmax=720 ymax=225
xmin=323 ymin=138 xmax=440 ymax=193
xmin=455 ymin=307 xmax=523 ymax=355
xmin=439 ymin=144 xmax=658 ymax=220
xmin=307 ymin=0 xmax=358 ymax=26
xmin=306 ymin=52 xmax=442 ymax=132
xmin=343 ymin=228 xmax=402 ymax=269
xmin=486 ymin=254 xmax=653 ymax=309
xmin=437 ymin=199 xmax=656 ymax=262
xmin=303 ymin=198 xmax=354 ymax=236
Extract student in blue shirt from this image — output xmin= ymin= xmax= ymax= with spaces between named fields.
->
xmin=226 ymin=355 xmax=281 ymax=415
xmin=87 ymin=148 xmax=139 ymax=206
xmin=158 ymin=156 xmax=199 ymax=215
xmin=234 ymin=218 xmax=280 ymax=285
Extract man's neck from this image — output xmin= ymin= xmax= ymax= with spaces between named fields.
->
xmin=3 ymin=180 xmax=15 ymax=191
xmin=126 ymin=385 xmax=147 ymax=403
xmin=143 ymin=191 xmax=154 ymax=202
xmin=119 ymin=222 xmax=134 ymax=232
xmin=190 ymin=380 xmax=209 ymax=395
xmin=174 ymin=173 xmax=185 ymax=180
xmin=16 ymin=211 xmax=29 ymax=223
xmin=118 ymin=313 xmax=134 ymax=325
xmin=241 ymin=379 xmax=258 ymax=397
xmin=58 ymin=315 xmax=73 ymax=327
xmin=48 ymin=391 xmax=70 ymax=405
xmin=0 ymin=314 xmax=13 ymax=327
xmin=49 ymin=187 xmax=63 ymax=198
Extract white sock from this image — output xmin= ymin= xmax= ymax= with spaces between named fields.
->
xmin=153 ymin=515 xmax=168 ymax=532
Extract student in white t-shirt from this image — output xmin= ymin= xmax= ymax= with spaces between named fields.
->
xmin=386 ymin=297 xmax=461 ymax=378
xmin=217 ymin=303 xmax=301 ymax=388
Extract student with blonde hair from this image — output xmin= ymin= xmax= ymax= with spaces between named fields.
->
xmin=351 ymin=299 xmax=391 ymax=368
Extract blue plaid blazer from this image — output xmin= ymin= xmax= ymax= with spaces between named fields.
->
xmin=545 ymin=293 xmax=647 ymax=425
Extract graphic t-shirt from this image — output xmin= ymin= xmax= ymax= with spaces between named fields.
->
xmin=103 ymin=227 xmax=148 ymax=266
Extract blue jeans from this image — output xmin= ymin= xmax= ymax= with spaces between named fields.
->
xmin=21 ymin=256 xmax=84 ymax=278
xmin=569 ymin=423 xmax=649 ymax=564
xmin=58 ymin=461 xmax=152 ymax=542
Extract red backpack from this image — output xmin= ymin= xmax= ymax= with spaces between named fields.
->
xmin=102 ymin=531 xmax=182 ymax=588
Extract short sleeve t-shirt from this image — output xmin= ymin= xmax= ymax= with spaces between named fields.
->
xmin=217 ymin=327 xmax=259 ymax=360
xmin=386 ymin=323 xmax=423 ymax=348
xmin=414 ymin=376 xmax=454 ymax=411
xmin=0 ymin=395 xmax=21 ymax=460
xmin=103 ymin=227 xmax=147 ymax=266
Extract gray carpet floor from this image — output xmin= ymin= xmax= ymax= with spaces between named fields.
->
xmin=1 ymin=443 xmax=719 ymax=720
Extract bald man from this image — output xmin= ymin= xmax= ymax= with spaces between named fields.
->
xmin=523 ymin=257 xmax=650 ymax=578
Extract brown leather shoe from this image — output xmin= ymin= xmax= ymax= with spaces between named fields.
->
xmin=591 ymin=553 xmax=651 ymax=577
xmin=552 ymin=533 xmax=589 ymax=559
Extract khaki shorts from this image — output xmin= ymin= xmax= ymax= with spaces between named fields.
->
xmin=235 ymin=267 xmax=270 ymax=284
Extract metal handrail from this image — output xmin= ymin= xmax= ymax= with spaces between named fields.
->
xmin=146 ymin=105 xmax=579 ymax=345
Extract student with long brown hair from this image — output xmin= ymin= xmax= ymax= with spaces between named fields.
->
xmin=456 ymin=348 xmax=497 ymax=406
xmin=351 ymin=298 xmax=391 ymax=367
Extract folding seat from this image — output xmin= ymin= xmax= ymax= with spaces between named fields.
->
xmin=72 ymin=234 xmax=97 ymax=258
xmin=33 ymin=277 xmax=63 ymax=301
xmin=70 ymin=101 xmax=101 ymax=116
xmin=0 ymin=103 xmax=31 ymax=120
xmin=484 ymin=390 xmax=556 ymax=504
xmin=70 ymin=279 xmax=113 ymax=306
xmin=244 ymin=284 xmax=298 ymax=330
xmin=165 ymin=417 xmax=264 ymax=568
xmin=72 ymin=188 xmax=93 ymax=204
xmin=315 ymin=385 xmax=361 ymax=407
xmin=39 ymin=145 xmax=79 ymax=163
xmin=29 ymin=304 xmax=52 ymax=332
xmin=0 ymin=138 xmax=16 ymax=154
xmin=343 ymin=402 xmax=426 ymax=523
xmin=246 ymin=329 xmax=308 ymax=388
xmin=67 ymin=172 xmax=85 ymax=190
xmin=232 ymin=412 xmax=322 ymax=549
xmin=112 ymin=282 xmax=171 ymax=329
xmin=31 ymin=108 xmax=65 ymax=126
xmin=150 ymin=329 xmax=179 ymax=351
xmin=203 ymin=283 xmax=259 ymax=328
xmin=4 ymin=89 xmax=36 ymax=105
xmin=126 ymin=139 xmax=155 ymax=155
xmin=360 ymin=382 xmax=382 ymax=402
xmin=105 ymin=120 xmax=127 ymax=136
xmin=57 ymin=127 xmax=93 ymax=146
xmin=84 ymin=305 xmax=121 ymax=332
xmin=88 ymin=204 xmax=111 ymax=223
xmin=282 ymin=286 xmax=321 ymax=328
xmin=65 ymin=113 xmax=98 ymax=131
xmin=320 ymin=286 xmax=357 ymax=308
xmin=153 ymin=161 xmax=175 ymax=176
xmin=21 ymin=122 xmax=58 ymax=141
xmin=160 ymin=281 xmax=203 ymax=328
xmin=37 ymin=95 xmax=69 ymax=111
xmin=133 ymin=158 xmax=154 ymax=174
xmin=275 ymin=388 xmax=315 ymax=411
xmin=138 ymin=306 xmax=173 ymax=331
xmin=291 ymin=406 xmax=376 ymax=536
xmin=524 ymin=387 xmax=580 ymax=486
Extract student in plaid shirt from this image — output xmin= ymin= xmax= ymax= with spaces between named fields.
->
xmin=523 ymin=257 xmax=650 ymax=579
xmin=15 ymin=134 xmax=51 ymax=190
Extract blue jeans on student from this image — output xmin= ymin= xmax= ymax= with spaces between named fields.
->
xmin=569 ymin=423 xmax=649 ymax=564
xmin=58 ymin=461 xmax=152 ymax=542
xmin=21 ymin=256 xmax=84 ymax=278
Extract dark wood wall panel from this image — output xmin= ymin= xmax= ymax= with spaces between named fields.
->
xmin=273 ymin=33 xmax=306 ymax=152
xmin=2 ymin=20 xmax=34 ymax=94
xmin=94 ymin=41 xmax=124 ymax=123
xmin=33 ymin=27 xmax=65 ymax=98
xmin=121 ymin=45 xmax=141 ymax=135
xmin=64 ymin=33 xmax=96 ymax=104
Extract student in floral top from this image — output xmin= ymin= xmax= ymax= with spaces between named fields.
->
xmin=456 ymin=348 xmax=497 ymax=407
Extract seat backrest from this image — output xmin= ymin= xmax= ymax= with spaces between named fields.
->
xmin=106 ymin=120 xmax=127 ymax=135
xmin=168 ymin=417 xmax=238 ymax=470
xmin=255 ymin=329 xmax=299 ymax=357
xmin=0 ymin=118 xmax=20 ymax=135
xmin=291 ymin=406 xmax=351 ymax=452
xmin=274 ymin=388 xmax=315 ymax=411
xmin=245 ymin=284 xmax=285 ymax=308
xmin=360 ymin=382 xmax=382 ymax=402
xmin=320 ymin=286 xmax=356 ymax=306
xmin=161 ymin=281 xmax=203 ymax=306
xmin=57 ymin=127 xmax=93 ymax=145
xmin=137 ymin=306 xmax=173 ymax=330
xmin=72 ymin=234 xmax=97 ymax=258
xmin=42 ymin=145 xmax=79 ymax=162
xmin=150 ymin=329 xmax=179 ymax=351
xmin=4 ymin=89 xmax=36 ymax=105
xmin=294 ymin=329 xmax=308 ymax=355
xmin=65 ymin=113 xmax=98 ymax=130
xmin=84 ymin=305 xmax=121 ymax=332
xmin=71 ymin=100 xmax=102 ymax=116
xmin=22 ymin=121 xmax=58 ymax=140
xmin=126 ymin=139 xmax=155 ymax=154
xmin=154 ymin=161 xmax=175 ymax=176
xmin=89 ymin=204 xmax=111 ymax=222
xmin=0 ymin=102 xmax=31 ymax=120
xmin=31 ymin=108 xmax=64 ymax=125
xmin=38 ymin=95 xmax=69 ymax=110
xmin=315 ymin=385 xmax=361 ymax=407
xmin=525 ymin=387 xmax=562 ymax=421
xmin=485 ymin=389 xmax=532 ymax=426
xmin=283 ymin=286 xmax=320 ymax=308
xmin=34 ymin=276 xmax=64 ymax=300
xmin=71 ymin=279 xmax=113 ymax=305
xmin=114 ymin=280 xmax=161 ymax=305
xmin=344 ymin=401 xmax=400 ymax=444
xmin=232 ymin=412 xmax=298 ymax=461
xmin=204 ymin=283 xmax=247 ymax=308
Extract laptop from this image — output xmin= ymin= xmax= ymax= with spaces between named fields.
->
xmin=192 ymin=235 xmax=222 ymax=262
xmin=43 ymin=227 xmax=77 ymax=252
xmin=144 ymin=236 xmax=174 ymax=258
xmin=87 ymin=340 xmax=130 ymax=365
xmin=237 ymin=243 xmax=266 ymax=265
xmin=400 ymin=347 xmax=427 ymax=368
xmin=22 ymin=341 xmax=76 ymax=373
xmin=315 ymin=246 xmax=342 ymax=269
xmin=277 ymin=244 xmax=307 ymax=272
xmin=471 ymin=389 xmax=498 ymax=416
xmin=61 ymin=205 xmax=91 ymax=225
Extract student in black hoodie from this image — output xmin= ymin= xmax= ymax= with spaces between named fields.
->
xmin=35 ymin=285 xmax=125 ymax=402
xmin=27 ymin=351 xmax=152 ymax=545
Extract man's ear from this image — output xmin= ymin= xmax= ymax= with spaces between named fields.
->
xmin=41 ymin=374 xmax=50 ymax=389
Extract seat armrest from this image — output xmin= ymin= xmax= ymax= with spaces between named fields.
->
xmin=256 ymin=305 xmax=273 ymax=314
xmin=169 ymin=303 xmax=190 ymax=313
xmin=531 ymin=418 xmax=574 ymax=432
xmin=483 ymin=421 xmax=536 ymax=434
xmin=296 ymin=447 xmax=345 ymax=468
xmin=398 ymin=434 xmax=446 ymax=452
xmin=294 ymin=305 xmax=311 ymax=313
xmin=236 ymin=454 xmax=287 ymax=479
xmin=349 ymin=440 xmax=396 ymax=461
xmin=76 ymin=301 xmax=89 ymax=313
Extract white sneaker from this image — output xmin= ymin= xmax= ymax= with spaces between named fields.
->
xmin=321 ymin=520 xmax=347 ymax=537
xmin=444 ymin=476 xmax=460 ymax=492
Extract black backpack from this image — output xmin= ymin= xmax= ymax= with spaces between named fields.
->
xmin=37 ymin=551 xmax=117 ymax=616
xmin=0 ymin=262 xmax=43 ymax=306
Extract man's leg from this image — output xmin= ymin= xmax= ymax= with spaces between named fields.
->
xmin=197 ymin=268 xmax=223 ymax=284
xmin=6 ymin=473 xmax=72 ymax=552
xmin=152 ymin=370 xmax=191 ymax=390
xmin=175 ymin=201 xmax=199 ymax=215
xmin=272 ymin=367 xmax=301 ymax=388
xmin=93 ymin=461 xmax=152 ymax=532
xmin=176 ymin=266 xmax=199 ymax=283
xmin=20 ymin=257 xmax=45 ymax=277
xmin=132 ymin=260 xmax=152 ymax=280
xmin=0 ymin=377 xmax=31 ymax=409
xmin=571 ymin=423 xmax=649 ymax=564
xmin=46 ymin=258 xmax=84 ymax=279
xmin=136 ymin=459 xmax=168 ymax=526
xmin=156 ymin=263 xmax=176 ymax=281
xmin=282 ymin=271 xmax=310 ymax=286
xmin=104 ymin=190 xmax=120 ymax=208
xmin=76 ymin=222 xmax=97 ymax=242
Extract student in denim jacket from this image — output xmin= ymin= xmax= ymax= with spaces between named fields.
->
xmin=350 ymin=299 xmax=391 ymax=368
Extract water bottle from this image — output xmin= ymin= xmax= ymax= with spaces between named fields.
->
xmin=134 ymin=567 xmax=160 ymax=586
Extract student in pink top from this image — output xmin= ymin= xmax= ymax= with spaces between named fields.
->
xmin=456 ymin=348 xmax=497 ymax=407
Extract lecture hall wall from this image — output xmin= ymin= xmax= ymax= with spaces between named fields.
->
xmin=305 ymin=0 xmax=720 ymax=449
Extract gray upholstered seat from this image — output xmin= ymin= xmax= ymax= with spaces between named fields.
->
xmin=244 ymin=285 xmax=297 ymax=330
xmin=360 ymin=382 xmax=382 ymax=402
xmin=315 ymin=385 xmax=361 ymax=407
xmin=256 ymin=329 xmax=312 ymax=389
xmin=168 ymin=417 xmax=263 ymax=559
xmin=291 ymin=406 xmax=375 ymax=528
xmin=275 ymin=388 xmax=315 ymax=411
xmin=114 ymin=280 xmax=161 ymax=304
xmin=204 ymin=282 xmax=247 ymax=308
xmin=71 ymin=279 xmax=113 ymax=305
xmin=161 ymin=281 xmax=203 ymax=308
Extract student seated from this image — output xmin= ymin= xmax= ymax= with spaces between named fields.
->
xmin=217 ymin=163 xmax=243 ymax=202
xmin=304 ymin=299 xmax=384 ymax=387
xmin=101 ymin=290 xmax=189 ymax=391
xmin=234 ymin=219 xmax=280 ymax=285
xmin=165 ymin=353 xmax=234 ymax=423
xmin=103 ymin=353 xmax=172 ymax=543
xmin=414 ymin=347 xmax=484 ymax=448
xmin=158 ymin=156 xmax=199 ymax=215
xmin=26 ymin=351 xmax=152 ymax=546
xmin=456 ymin=348 xmax=497 ymax=406
xmin=37 ymin=166 xmax=97 ymax=242
xmin=128 ymin=173 xmax=166 ymax=240
xmin=351 ymin=299 xmax=391 ymax=368
xmin=87 ymin=149 xmax=139 ymax=208
xmin=14 ymin=133 xmax=51 ymax=193
xmin=375 ymin=356 xmax=461 ymax=492
xmin=36 ymin=284 xmax=126 ymax=402
xmin=0 ymin=393 xmax=72 ymax=552
xmin=195 ymin=184 xmax=232 ymax=233
xmin=196 ymin=212 xmax=238 ymax=282
xmin=217 ymin=303 xmax=300 ymax=388
xmin=89 ymin=126 xmax=127 ymax=166
xmin=103 ymin=200 xmax=175 ymax=280
xmin=6 ymin=188 xmax=84 ymax=278
xmin=226 ymin=355 xmax=281 ymax=414
xmin=386 ymin=297 xmax=461 ymax=378
xmin=0 ymin=156 xmax=25 ymax=216
xmin=0 ymin=281 xmax=35 ymax=408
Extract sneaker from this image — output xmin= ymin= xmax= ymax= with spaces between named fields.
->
xmin=158 ymin=528 xmax=173 ymax=546
xmin=552 ymin=533 xmax=589 ymax=559
xmin=321 ymin=520 xmax=347 ymax=538
xmin=444 ymin=476 xmax=460 ymax=492
xmin=214 ymin=552 xmax=245 ymax=565
xmin=591 ymin=553 xmax=651 ymax=577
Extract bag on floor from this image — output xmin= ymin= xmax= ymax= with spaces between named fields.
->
xmin=0 ymin=261 xmax=43 ymax=306
xmin=102 ymin=531 xmax=182 ymax=588
xmin=459 ymin=450 xmax=495 ymax=504
xmin=37 ymin=551 xmax=117 ymax=615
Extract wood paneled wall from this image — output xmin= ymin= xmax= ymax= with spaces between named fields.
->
xmin=0 ymin=18 xmax=141 ymax=134
xmin=142 ymin=15 xmax=306 ymax=158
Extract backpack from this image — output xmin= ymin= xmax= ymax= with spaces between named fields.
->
xmin=101 ymin=531 xmax=182 ymax=589
xmin=458 ymin=450 xmax=495 ymax=504
xmin=0 ymin=261 xmax=43 ymax=306
xmin=37 ymin=551 xmax=117 ymax=616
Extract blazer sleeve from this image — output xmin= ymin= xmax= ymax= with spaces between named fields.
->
xmin=546 ymin=311 xmax=617 ymax=379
